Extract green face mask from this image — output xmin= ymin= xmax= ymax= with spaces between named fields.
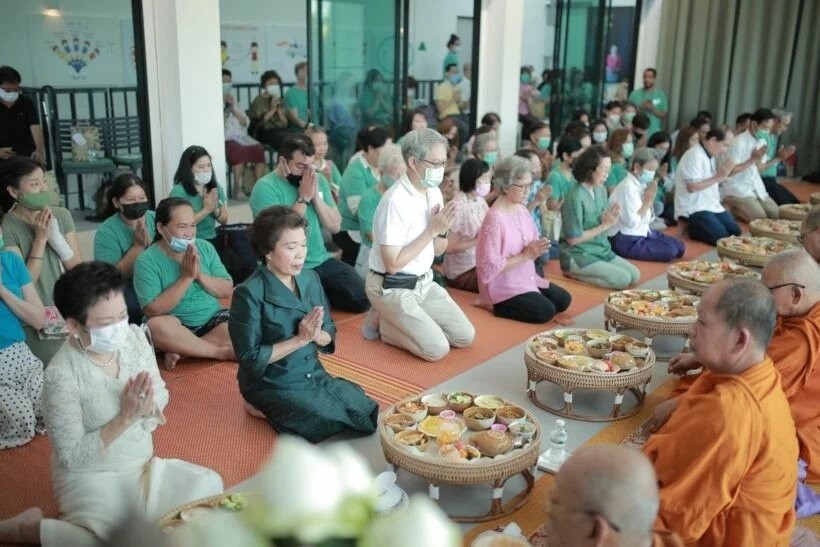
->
xmin=483 ymin=151 xmax=499 ymax=166
xmin=520 ymin=73 xmax=531 ymax=84
xmin=755 ymin=129 xmax=770 ymax=139
xmin=537 ymin=137 xmax=551 ymax=151
xmin=18 ymin=191 xmax=51 ymax=211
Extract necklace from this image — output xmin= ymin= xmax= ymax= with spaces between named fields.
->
xmin=74 ymin=337 xmax=117 ymax=368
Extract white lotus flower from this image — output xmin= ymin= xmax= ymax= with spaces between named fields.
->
xmin=169 ymin=512 xmax=266 ymax=547
xmin=250 ymin=436 xmax=345 ymax=542
xmin=326 ymin=443 xmax=377 ymax=499
xmin=358 ymin=494 xmax=462 ymax=547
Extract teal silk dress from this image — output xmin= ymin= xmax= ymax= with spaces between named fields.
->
xmin=229 ymin=266 xmax=377 ymax=443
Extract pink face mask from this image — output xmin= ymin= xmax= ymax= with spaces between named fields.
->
xmin=475 ymin=181 xmax=492 ymax=197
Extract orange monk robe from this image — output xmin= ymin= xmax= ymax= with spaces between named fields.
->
xmin=644 ymin=357 xmax=798 ymax=547
xmin=652 ymin=528 xmax=684 ymax=546
xmin=769 ymin=302 xmax=820 ymax=483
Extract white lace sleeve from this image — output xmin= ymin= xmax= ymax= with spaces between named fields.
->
xmin=43 ymin=363 xmax=106 ymax=469
xmin=133 ymin=325 xmax=168 ymax=431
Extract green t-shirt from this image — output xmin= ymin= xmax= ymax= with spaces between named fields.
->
xmin=284 ymin=86 xmax=309 ymax=127
xmin=605 ymin=160 xmax=628 ymax=191
xmin=442 ymin=51 xmax=459 ymax=75
xmin=323 ymin=160 xmax=343 ymax=189
xmin=133 ymin=239 xmax=230 ymax=328
xmin=338 ymin=157 xmax=379 ymax=232
xmin=249 ymin=171 xmax=335 ymax=269
xmin=546 ymin=167 xmax=575 ymax=201
xmin=539 ymin=83 xmax=552 ymax=101
xmin=560 ymin=183 xmax=616 ymax=270
xmin=358 ymin=87 xmax=391 ymax=125
xmin=93 ymin=210 xmax=157 ymax=271
xmin=357 ymin=186 xmax=384 ymax=244
xmin=761 ymin=132 xmax=779 ymax=177
xmin=628 ymin=87 xmax=667 ymax=137
xmin=168 ymin=184 xmax=226 ymax=241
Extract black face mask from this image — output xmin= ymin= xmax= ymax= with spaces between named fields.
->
xmin=120 ymin=202 xmax=150 ymax=220
xmin=286 ymin=174 xmax=302 ymax=187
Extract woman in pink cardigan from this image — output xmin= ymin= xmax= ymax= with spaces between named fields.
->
xmin=476 ymin=156 xmax=572 ymax=323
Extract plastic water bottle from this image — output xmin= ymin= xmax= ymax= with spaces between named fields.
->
xmin=547 ymin=419 xmax=568 ymax=467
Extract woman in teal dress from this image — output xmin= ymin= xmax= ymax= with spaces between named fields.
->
xmin=229 ymin=206 xmax=377 ymax=443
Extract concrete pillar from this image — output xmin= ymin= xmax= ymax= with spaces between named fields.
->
xmin=476 ymin=0 xmax=525 ymax=155
xmin=141 ymin=0 xmax=226 ymax=198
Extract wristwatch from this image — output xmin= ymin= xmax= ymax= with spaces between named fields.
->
xmin=437 ymin=230 xmax=449 ymax=239
xmin=295 ymin=196 xmax=309 ymax=205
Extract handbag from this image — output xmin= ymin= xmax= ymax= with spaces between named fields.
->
xmin=212 ymin=223 xmax=257 ymax=284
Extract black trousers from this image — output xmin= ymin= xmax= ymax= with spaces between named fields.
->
xmin=762 ymin=176 xmax=799 ymax=205
xmin=314 ymin=257 xmax=370 ymax=313
xmin=332 ymin=231 xmax=361 ymax=266
xmin=493 ymin=283 xmax=572 ymax=324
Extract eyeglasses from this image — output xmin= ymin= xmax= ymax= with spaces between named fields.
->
xmin=797 ymin=227 xmax=817 ymax=244
xmin=420 ymin=158 xmax=448 ymax=169
xmin=510 ymin=183 xmax=533 ymax=191
xmin=767 ymin=282 xmax=805 ymax=292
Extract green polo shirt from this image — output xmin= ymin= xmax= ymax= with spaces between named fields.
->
xmin=605 ymin=160 xmax=628 ymax=191
xmin=546 ymin=167 xmax=575 ymax=201
xmin=357 ymin=186 xmax=384 ymax=244
xmin=560 ymin=183 xmax=616 ymax=270
xmin=133 ymin=239 xmax=231 ymax=328
xmin=284 ymin=86 xmax=309 ymax=126
xmin=628 ymin=87 xmax=667 ymax=137
xmin=761 ymin=132 xmax=779 ymax=178
xmin=442 ymin=51 xmax=459 ymax=75
xmin=94 ymin=210 xmax=156 ymax=270
xmin=168 ymin=184 xmax=226 ymax=241
xmin=249 ymin=171 xmax=335 ymax=269
xmin=338 ymin=157 xmax=379 ymax=232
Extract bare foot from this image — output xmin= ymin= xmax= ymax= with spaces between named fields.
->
xmin=243 ymin=401 xmax=266 ymax=419
xmin=0 ymin=507 xmax=43 ymax=543
xmin=162 ymin=353 xmax=181 ymax=371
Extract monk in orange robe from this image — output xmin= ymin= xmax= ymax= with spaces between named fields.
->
xmin=644 ymin=279 xmax=798 ymax=546
xmin=800 ymin=204 xmax=820 ymax=263
xmin=547 ymin=444 xmax=683 ymax=547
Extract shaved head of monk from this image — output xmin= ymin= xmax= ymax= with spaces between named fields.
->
xmin=689 ymin=278 xmax=776 ymax=375
xmin=762 ymin=248 xmax=820 ymax=317
xmin=546 ymin=445 xmax=659 ymax=547
xmin=800 ymin=204 xmax=820 ymax=263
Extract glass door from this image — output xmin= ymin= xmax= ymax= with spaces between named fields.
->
xmin=308 ymin=0 xmax=406 ymax=163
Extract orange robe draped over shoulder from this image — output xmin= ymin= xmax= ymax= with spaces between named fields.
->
xmin=644 ymin=357 xmax=798 ymax=546
xmin=769 ymin=302 xmax=820 ymax=483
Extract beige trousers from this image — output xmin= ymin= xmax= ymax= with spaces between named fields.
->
xmin=722 ymin=195 xmax=779 ymax=223
xmin=365 ymin=271 xmax=475 ymax=362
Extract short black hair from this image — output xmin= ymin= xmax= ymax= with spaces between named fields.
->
xmin=260 ymin=70 xmax=281 ymax=87
xmin=102 ymin=173 xmax=149 ymax=218
xmin=458 ymin=158 xmax=490 ymax=193
xmin=572 ymin=145 xmax=610 ymax=183
xmin=644 ymin=68 xmax=657 ymax=77
xmin=445 ymin=63 xmax=458 ymax=73
xmin=173 ymin=145 xmax=216 ymax=196
xmin=0 ymin=65 xmax=22 ymax=85
xmin=571 ymin=109 xmax=590 ymax=122
xmin=557 ymin=137 xmax=584 ymax=162
xmin=402 ymin=108 xmax=427 ymax=135
xmin=222 ymin=68 xmax=232 ymax=78
xmin=705 ymin=127 xmax=727 ymax=142
xmin=690 ymin=115 xmax=711 ymax=129
xmin=0 ymin=156 xmax=44 ymax=213
xmin=152 ymin=197 xmax=194 ymax=243
xmin=605 ymin=101 xmax=622 ymax=111
xmin=278 ymin=134 xmax=315 ymax=160
xmin=751 ymin=108 xmax=775 ymax=125
xmin=562 ymin=120 xmax=590 ymax=139
xmin=53 ymin=262 xmax=126 ymax=325
xmin=481 ymin=112 xmax=501 ymax=127
xmin=447 ymin=34 xmax=459 ymax=47
xmin=696 ymin=110 xmax=713 ymax=121
xmin=249 ymin=205 xmax=309 ymax=261
xmin=632 ymin=112 xmax=650 ymax=131
xmin=361 ymin=127 xmax=391 ymax=151
xmin=522 ymin=120 xmax=549 ymax=141
xmin=648 ymin=131 xmax=671 ymax=148
xmin=736 ymin=112 xmax=752 ymax=125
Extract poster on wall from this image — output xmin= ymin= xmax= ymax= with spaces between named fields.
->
xmin=220 ymin=23 xmax=307 ymax=84
xmin=27 ymin=14 xmax=122 ymax=87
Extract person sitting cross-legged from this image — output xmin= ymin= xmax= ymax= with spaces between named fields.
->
xmin=133 ymin=198 xmax=235 ymax=370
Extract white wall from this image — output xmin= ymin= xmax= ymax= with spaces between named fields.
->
xmin=633 ymin=0 xmax=662 ymax=85
xmin=408 ymin=0 xmax=474 ymax=81
xmin=520 ymin=0 xmax=555 ymax=75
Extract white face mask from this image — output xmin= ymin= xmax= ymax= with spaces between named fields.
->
xmin=592 ymin=131 xmax=608 ymax=143
xmin=194 ymin=171 xmax=212 ymax=185
xmin=0 ymin=89 xmax=19 ymax=103
xmin=266 ymin=84 xmax=281 ymax=98
xmin=83 ymin=318 xmax=130 ymax=354
xmin=421 ymin=165 xmax=445 ymax=188
xmin=607 ymin=114 xmax=621 ymax=126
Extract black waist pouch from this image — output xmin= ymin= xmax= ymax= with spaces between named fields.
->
xmin=382 ymin=272 xmax=419 ymax=290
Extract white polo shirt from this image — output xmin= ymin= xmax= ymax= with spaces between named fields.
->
xmin=674 ymin=144 xmax=725 ymax=218
xmin=608 ymin=172 xmax=653 ymax=237
xmin=722 ymin=130 xmax=769 ymax=200
xmin=369 ymin=174 xmax=442 ymax=276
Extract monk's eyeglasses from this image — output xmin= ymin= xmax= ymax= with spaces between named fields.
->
xmin=767 ymin=283 xmax=805 ymax=292
xmin=797 ymin=227 xmax=817 ymax=244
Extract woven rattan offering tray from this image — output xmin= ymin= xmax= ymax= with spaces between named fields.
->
xmin=379 ymin=393 xmax=541 ymax=522
xmin=667 ymin=260 xmax=760 ymax=295
xmin=812 ymin=193 xmax=820 ymax=206
xmin=156 ymin=493 xmax=250 ymax=535
xmin=524 ymin=328 xmax=655 ymax=422
xmin=716 ymin=236 xmax=796 ymax=267
xmin=779 ymin=203 xmax=812 ymax=221
xmin=749 ymin=218 xmax=801 ymax=243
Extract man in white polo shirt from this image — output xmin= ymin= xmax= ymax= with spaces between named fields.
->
xmin=721 ymin=108 xmax=778 ymax=222
xmin=674 ymin=128 xmax=740 ymax=246
xmin=364 ymin=128 xmax=475 ymax=362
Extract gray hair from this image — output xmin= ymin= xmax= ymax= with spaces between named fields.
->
xmin=713 ymin=279 xmax=777 ymax=350
xmin=377 ymin=143 xmax=405 ymax=174
xmin=631 ymin=147 xmax=657 ymax=169
xmin=473 ymin=132 xmax=498 ymax=156
xmin=492 ymin=156 xmax=532 ymax=191
xmin=400 ymin=128 xmax=447 ymax=162
xmin=772 ymin=107 xmax=792 ymax=122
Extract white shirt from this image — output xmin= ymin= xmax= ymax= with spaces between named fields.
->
xmin=608 ymin=172 xmax=653 ymax=237
xmin=674 ymin=144 xmax=725 ymax=218
xmin=369 ymin=174 xmax=442 ymax=276
xmin=722 ymin=131 xmax=769 ymax=200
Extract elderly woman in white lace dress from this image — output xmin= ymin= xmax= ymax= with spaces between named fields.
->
xmin=0 ymin=262 xmax=222 ymax=546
